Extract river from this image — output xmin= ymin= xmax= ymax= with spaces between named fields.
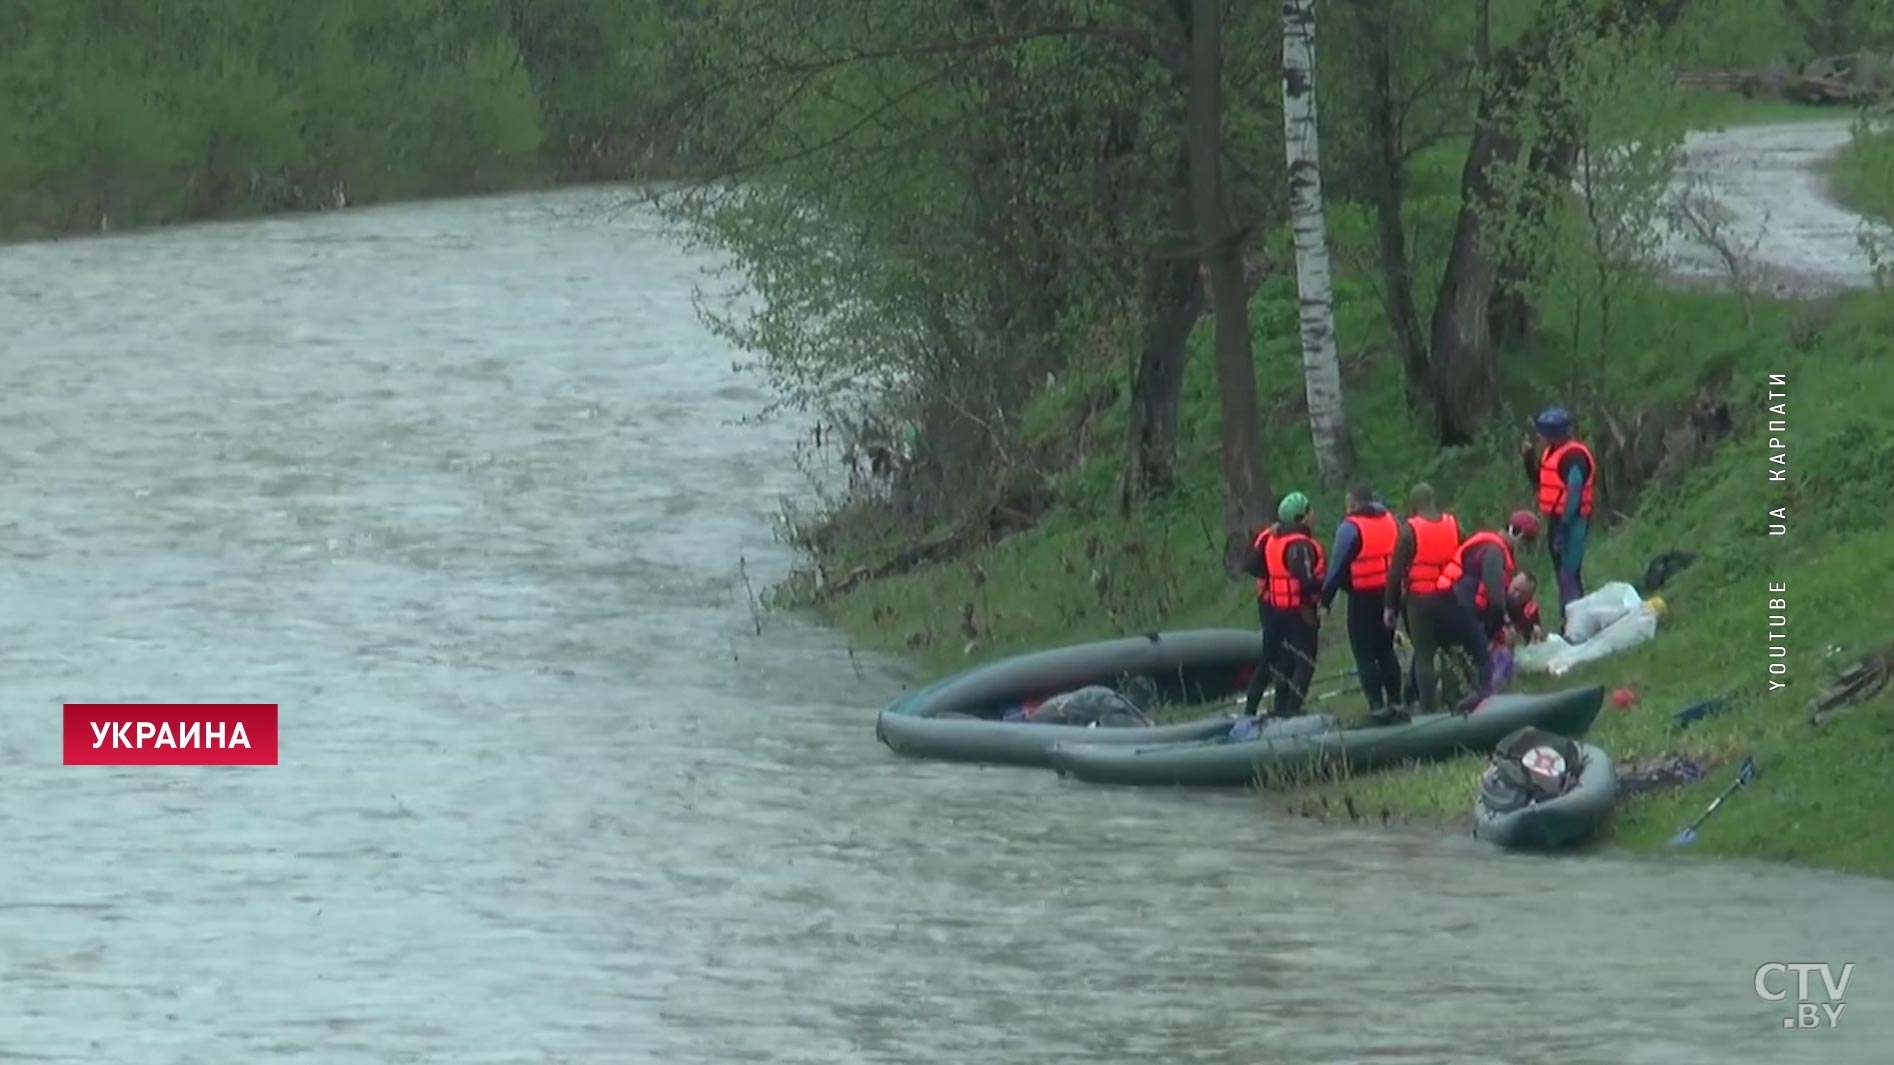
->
xmin=0 ymin=188 xmax=1887 ymax=1064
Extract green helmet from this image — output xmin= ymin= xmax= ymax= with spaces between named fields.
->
xmin=1278 ymin=491 xmax=1311 ymax=523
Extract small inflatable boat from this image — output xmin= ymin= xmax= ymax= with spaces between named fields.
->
xmin=1048 ymin=686 xmax=1605 ymax=788
xmin=875 ymin=629 xmax=1267 ymax=767
xmin=1472 ymin=727 xmax=1618 ymax=851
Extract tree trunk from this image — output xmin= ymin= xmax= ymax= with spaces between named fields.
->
xmin=1185 ymin=0 xmax=1270 ymax=563
xmin=1358 ymin=0 xmax=1432 ymax=415
xmin=1281 ymin=0 xmax=1356 ymax=489
xmin=1490 ymin=112 xmax=1584 ymax=349
xmin=1427 ymin=102 xmax=1514 ymax=446
xmin=1121 ymin=148 xmax=1205 ymax=512
xmin=1429 ymin=0 xmax=1696 ymax=445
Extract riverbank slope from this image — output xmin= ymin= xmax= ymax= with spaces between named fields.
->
xmin=1828 ymin=117 xmax=1894 ymax=224
xmin=786 ymin=107 xmax=1894 ymax=880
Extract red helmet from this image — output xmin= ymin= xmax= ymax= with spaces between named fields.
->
xmin=1508 ymin=510 xmax=1541 ymax=541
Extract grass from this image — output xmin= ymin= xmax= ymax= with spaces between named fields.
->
xmin=1672 ymin=87 xmax=1863 ymax=130
xmin=1827 ymin=121 xmax=1894 ymax=225
xmin=778 ymin=134 xmax=1894 ymax=880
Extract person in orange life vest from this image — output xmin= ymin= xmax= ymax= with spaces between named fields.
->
xmin=1317 ymin=484 xmax=1404 ymax=722
xmin=1429 ymin=511 xmax=1541 ymax=712
xmin=1519 ymin=406 xmax=1593 ymax=615
xmin=1382 ymin=482 xmax=1461 ymax=715
xmin=1237 ymin=491 xmax=1324 ymax=719
xmin=1477 ymin=571 xmax=1545 ymax=697
xmin=1497 ymin=571 xmax=1545 ymax=646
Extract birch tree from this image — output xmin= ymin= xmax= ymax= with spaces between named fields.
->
xmin=1280 ymin=0 xmax=1354 ymax=486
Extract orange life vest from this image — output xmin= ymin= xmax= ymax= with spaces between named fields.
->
xmin=1346 ymin=511 xmax=1399 ymax=592
xmin=1435 ymin=531 xmax=1516 ymax=611
xmin=1262 ymin=529 xmax=1325 ymax=609
xmin=1405 ymin=513 xmax=1462 ymax=593
xmin=1250 ymin=528 xmax=1271 ymax=599
xmin=1537 ymin=440 xmax=1596 ymax=519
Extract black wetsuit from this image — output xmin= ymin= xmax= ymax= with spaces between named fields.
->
xmin=1239 ymin=521 xmax=1322 ymax=718
xmin=1318 ymin=505 xmax=1403 ymax=711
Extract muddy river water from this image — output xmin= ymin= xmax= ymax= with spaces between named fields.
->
xmin=1 ymin=189 xmax=1888 ymax=1064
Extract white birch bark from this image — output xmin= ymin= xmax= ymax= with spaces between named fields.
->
xmin=1282 ymin=0 xmax=1355 ymax=486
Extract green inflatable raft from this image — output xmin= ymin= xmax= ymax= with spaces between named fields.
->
xmin=1472 ymin=734 xmax=1618 ymax=851
xmin=1047 ymin=685 xmax=1606 ymax=788
xmin=875 ymin=629 xmax=1271 ymax=768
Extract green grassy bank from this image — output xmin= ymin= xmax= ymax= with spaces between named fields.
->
xmin=781 ymin=115 xmax=1894 ymax=880
xmin=1828 ymin=121 xmax=1894 ymax=224
xmin=0 ymin=0 xmax=675 ymax=242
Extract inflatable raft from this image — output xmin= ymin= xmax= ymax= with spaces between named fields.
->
xmin=1473 ymin=741 xmax=1617 ymax=851
xmin=875 ymin=629 xmax=1268 ymax=767
xmin=1047 ymin=685 xmax=1605 ymax=788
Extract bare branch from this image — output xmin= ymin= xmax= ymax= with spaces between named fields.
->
xmin=717 ymin=22 xmax=1177 ymax=83
xmin=1664 ymin=175 xmax=1769 ymax=325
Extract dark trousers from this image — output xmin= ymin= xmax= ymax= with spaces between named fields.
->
xmin=1548 ymin=517 xmax=1586 ymax=614
xmin=1550 ymin=541 xmax=1583 ymax=613
xmin=1402 ymin=595 xmax=1441 ymax=713
xmin=1409 ymin=591 xmax=1492 ymax=712
xmin=1346 ymin=590 xmax=1402 ymax=710
xmin=1244 ymin=600 xmax=1318 ymax=718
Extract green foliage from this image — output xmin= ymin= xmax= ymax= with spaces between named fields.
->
xmin=1829 ymin=119 xmax=1894 ymax=218
xmin=1667 ymin=0 xmax=1803 ymax=66
xmin=0 ymin=0 xmax=679 ymax=239
xmin=1828 ymin=117 xmax=1894 ymax=284
xmin=1481 ymin=7 xmax=1690 ymax=399
xmin=1319 ymin=0 xmax=1481 ymax=207
xmin=660 ymin=0 xmax=1278 ymax=521
xmin=1777 ymin=0 xmax=1894 ymax=56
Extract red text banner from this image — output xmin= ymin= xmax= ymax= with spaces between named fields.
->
xmin=63 ymin=704 xmax=279 ymax=766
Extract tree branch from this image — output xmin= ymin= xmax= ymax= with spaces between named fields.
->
xmin=731 ymin=62 xmax=967 ymax=177
xmin=719 ymin=22 xmax=1179 ymax=83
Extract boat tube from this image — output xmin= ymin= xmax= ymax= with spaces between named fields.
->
xmin=1472 ymin=728 xmax=1618 ymax=850
xmin=875 ymin=629 xmax=1272 ymax=768
xmin=1048 ymin=686 xmax=1606 ymax=788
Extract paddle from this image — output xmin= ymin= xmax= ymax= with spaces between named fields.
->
xmin=1667 ymin=755 xmax=1758 ymax=846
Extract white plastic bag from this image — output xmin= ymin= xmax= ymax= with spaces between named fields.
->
xmin=1512 ymin=635 xmax=1573 ymax=674
xmin=1529 ymin=605 xmax=1659 ymax=675
xmin=1561 ymin=581 xmax=1645 ymax=644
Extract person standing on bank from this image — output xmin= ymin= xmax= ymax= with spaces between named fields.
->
xmin=1318 ymin=485 xmax=1404 ymax=723
xmin=1384 ymin=482 xmax=1462 ymax=715
xmin=1433 ymin=511 xmax=1541 ymax=711
xmin=1521 ymin=406 xmax=1595 ymax=615
xmin=1238 ymin=492 xmax=1325 ymax=719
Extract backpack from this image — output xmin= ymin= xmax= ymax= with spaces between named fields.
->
xmin=1479 ymin=726 xmax=1582 ymax=813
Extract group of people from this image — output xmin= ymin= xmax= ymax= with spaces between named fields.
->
xmin=1238 ymin=406 xmax=1595 ymax=725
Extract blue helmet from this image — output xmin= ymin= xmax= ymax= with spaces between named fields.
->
xmin=1533 ymin=406 xmax=1573 ymax=437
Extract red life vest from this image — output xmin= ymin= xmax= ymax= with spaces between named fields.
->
xmin=1537 ymin=440 xmax=1596 ymax=519
xmin=1346 ymin=511 xmax=1399 ymax=592
xmin=1250 ymin=528 xmax=1271 ymax=599
xmin=1262 ymin=529 xmax=1325 ymax=609
xmin=1435 ymin=531 xmax=1516 ymax=611
xmin=1405 ymin=513 xmax=1461 ymax=593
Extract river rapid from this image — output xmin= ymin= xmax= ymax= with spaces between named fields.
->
xmin=0 ymin=189 xmax=1887 ymax=1064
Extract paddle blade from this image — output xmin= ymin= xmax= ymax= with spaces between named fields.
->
xmin=1667 ymin=827 xmax=1699 ymax=847
xmin=1737 ymin=756 xmax=1758 ymax=783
